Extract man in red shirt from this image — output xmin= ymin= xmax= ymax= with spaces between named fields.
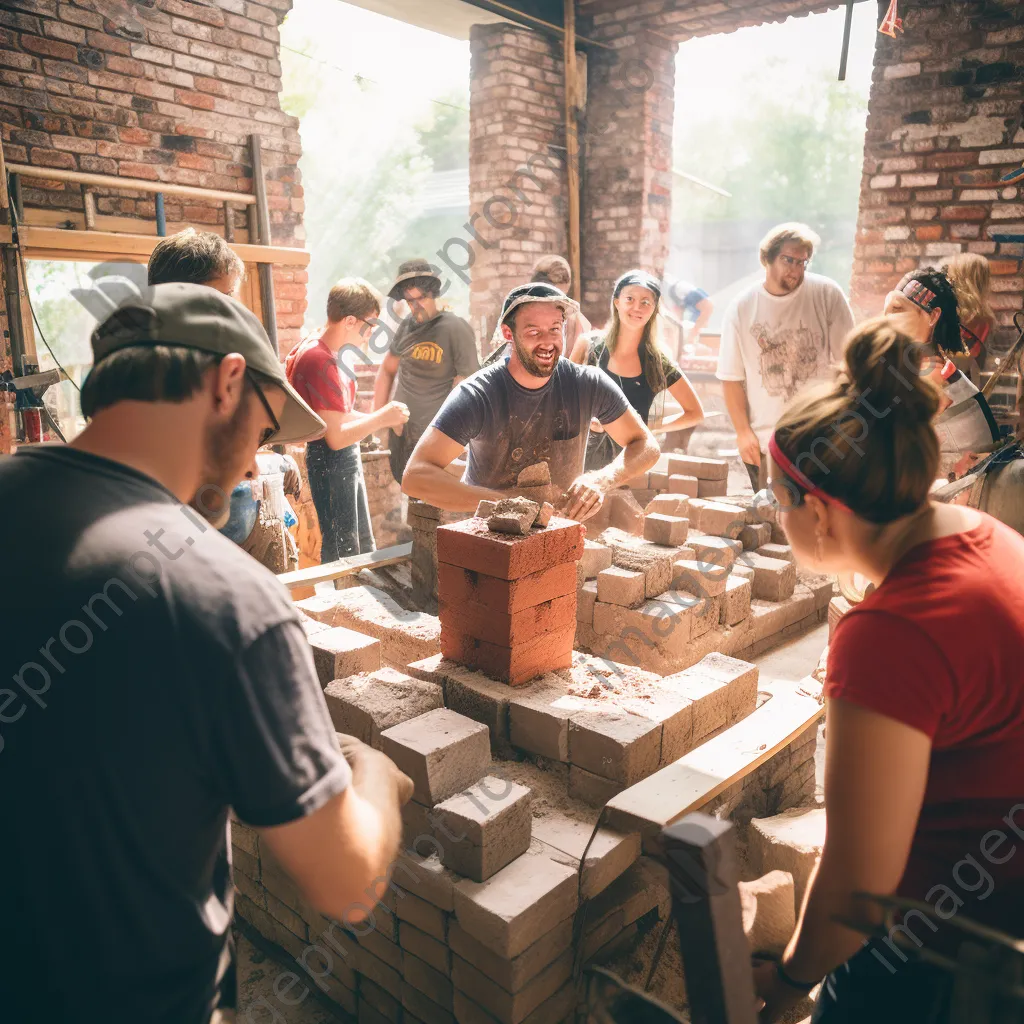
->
xmin=286 ymin=279 xmax=409 ymax=561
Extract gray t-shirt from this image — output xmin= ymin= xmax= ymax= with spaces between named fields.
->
xmin=432 ymin=357 xmax=630 ymax=491
xmin=0 ymin=446 xmax=350 ymax=1023
xmin=390 ymin=311 xmax=480 ymax=436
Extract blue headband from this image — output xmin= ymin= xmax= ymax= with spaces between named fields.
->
xmin=613 ymin=270 xmax=662 ymax=300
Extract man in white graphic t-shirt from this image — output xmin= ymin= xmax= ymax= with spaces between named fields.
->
xmin=716 ymin=223 xmax=855 ymax=491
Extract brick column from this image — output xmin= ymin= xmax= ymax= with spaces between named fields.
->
xmin=851 ymin=0 xmax=1024 ymax=338
xmin=467 ymin=23 xmax=567 ymax=344
xmin=579 ymin=32 xmax=677 ymax=325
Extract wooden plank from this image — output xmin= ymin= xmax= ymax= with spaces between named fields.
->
xmin=249 ymin=134 xmax=279 ymax=353
xmin=7 ymin=162 xmax=256 ymax=205
xmin=603 ymin=678 xmax=824 ymax=840
xmin=563 ymin=0 xmax=581 ymax=302
xmin=663 ymin=815 xmax=758 ymax=1024
xmin=278 ymin=543 xmax=412 ymax=591
xmin=23 ymin=206 xmax=254 ymax=242
xmin=0 ymin=226 xmax=308 ymax=266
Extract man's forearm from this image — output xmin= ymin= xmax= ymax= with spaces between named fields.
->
xmin=597 ymin=435 xmax=660 ymax=490
xmin=372 ymin=371 xmax=395 ymax=412
xmin=402 ymin=463 xmax=501 ymax=513
xmin=721 ymin=380 xmax=752 ymax=434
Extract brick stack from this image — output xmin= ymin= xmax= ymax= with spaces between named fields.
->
xmin=408 ymin=501 xmax=470 ymax=615
xmin=435 ymin=515 xmax=585 ymax=685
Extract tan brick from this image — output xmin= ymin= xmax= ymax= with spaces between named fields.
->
xmin=309 ymin=625 xmax=381 ymax=687
xmin=448 ymin=917 xmax=572 ymax=994
xmin=577 ymin=579 xmax=597 ymax=624
xmin=643 ymin=512 xmax=688 ymax=546
xmin=671 ymin=558 xmax=727 ymax=598
xmin=567 ymin=709 xmax=661 ymax=784
xmin=739 ymin=522 xmax=772 ymax=550
xmin=532 ymin=814 xmax=640 ymax=900
xmin=580 ymin=539 xmax=612 ymax=578
xmin=645 ymin=493 xmax=689 ymax=517
xmin=404 ymin=952 xmax=454 ymax=1011
xmin=399 ymin=922 xmax=452 ymax=976
xmin=324 ymin=669 xmax=443 ymax=748
xmin=451 ymin=949 xmax=571 ymax=1024
xmin=668 ymin=454 xmax=728 ymax=480
xmin=595 ymin=565 xmax=645 ymax=608
xmin=745 ymin=552 xmax=797 ymax=601
xmin=720 ymin=575 xmax=752 ymax=626
xmin=668 ymin=473 xmax=698 ymax=496
xmin=396 ymin=890 xmax=449 ymax=941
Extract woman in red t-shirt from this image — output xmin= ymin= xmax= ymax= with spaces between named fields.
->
xmin=755 ymin=318 xmax=1024 ymax=1023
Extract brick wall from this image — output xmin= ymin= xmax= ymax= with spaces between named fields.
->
xmin=467 ymin=23 xmax=567 ymax=345
xmin=850 ymin=0 xmax=1024 ymax=337
xmin=0 ymin=0 xmax=306 ymax=354
xmin=580 ymin=31 xmax=676 ymax=326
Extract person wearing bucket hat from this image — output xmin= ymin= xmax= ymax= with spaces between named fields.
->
xmin=373 ymin=257 xmax=479 ymax=482
xmin=570 ymin=269 xmax=704 ymax=472
xmin=0 ymin=281 xmax=414 ymax=1022
xmin=402 ymin=281 xmax=660 ymax=521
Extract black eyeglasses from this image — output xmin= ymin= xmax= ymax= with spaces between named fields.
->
xmin=247 ymin=371 xmax=280 ymax=447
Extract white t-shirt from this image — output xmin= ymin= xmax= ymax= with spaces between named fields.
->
xmin=716 ymin=273 xmax=855 ymax=449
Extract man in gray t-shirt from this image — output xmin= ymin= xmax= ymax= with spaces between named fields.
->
xmin=373 ymin=258 xmax=479 ymax=481
xmin=401 ymin=283 xmax=660 ymax=523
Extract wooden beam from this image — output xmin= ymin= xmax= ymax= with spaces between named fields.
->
xmin=277 ymin=543 xmax=412 ymax=591
xmin=563 ymin=0 xmax=581 ymax=303
xmin=82 ymin=190 xmax=96 ymax=231
xmin=6 ymin=162 xmax=256 ymax=206
xmin=0 ymin=225 xmax=310 ymax=267
xmin=249 ymin=134 xmax=279 ymax=354
xmin=662 ymin=815 xmax=758 ymax=1024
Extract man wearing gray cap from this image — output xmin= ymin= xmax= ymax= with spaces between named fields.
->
xmin=372 ymin=258 xmax=479 ymax=482
xmin=402 ymin=282 xmax=660 ymax=521
xmin=0 ymin=283 xmax=412 ymax=1023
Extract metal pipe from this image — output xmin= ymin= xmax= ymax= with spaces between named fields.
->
xmin=10 ymin=172 xmax=22 ymax=223
xmin=154 ymin=192 xmax=166 ymax=237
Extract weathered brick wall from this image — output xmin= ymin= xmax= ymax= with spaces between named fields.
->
xmin=851 ymin=0 xmax=1024 ymax=335
xmin=467 ymin=23 xmax=567 ymax=345
xmin=0 ymin=0 xmax=306 ymax=351
xmin=580 ymin=31 xmax=676 ymax=325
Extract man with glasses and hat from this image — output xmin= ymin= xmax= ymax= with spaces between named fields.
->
xmin=0 ymin=283 xmax=413 ymax=1023
xmin=716 ymin=222 xmax=854 ymax=491
xmin=402 ymin=282 xmax=660 ymax=522
xmin=372 ymin=258 xmax=479 ymax=482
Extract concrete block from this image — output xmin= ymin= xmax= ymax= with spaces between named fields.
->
xmin=310 ymin=626 xmax=383 ymax=687
xmin=356 ymin=944 xmax=402 ymax=993
xmin=396 ymin=890 xmax=449 ymax=941
xmin=452 ymin=983 xmax=576 ymax=1024
xmin=688 ymin=535 xmax=742 ymax=572
xmin=580 ymin=539 xmax=613 ymax=579
xmin=748 ymin=808 xmax=825 ymax=907
xmin=324 ymin=669 xmax=443 ymax=748
xmin=720 ymin=575 xmax=752 ymax=626
xmin=568 ymin=766 xmax=622 ymax=807
xmin=357 ymin=926 xmax=403 ymax=972
xmin=451 ymin=949 xmax=572 ymax=1024
xmin=361 ymin=979 xmax=402 ymax=1021
xmin=448 ymin=917 xmax=572 ymax=995
xmin=591 ymin=597 xmax=693 ymax=656
xmin=645 ymin=493 xmax=689 ymax=517
xmin=668 ymin=473 xmax=699 ymax=497
xmin=668 ymin=454 xmax=729 ymax=480
xmin=441 ymin=623 xmax=575 ymax=686
xmin=404 ymin=951 xmax=454 ymax=1011
xmin=400 ymin=921 xmax=451 ymax=976
xmin=662 ymin=653 xmax=758 ymax=742
xmin=732 ymin=562 xmax=755 ymax=582
xmin=452 ymin=851 xmax=579 ymax=958
xmin=746 ymin=552 xmax=797 ymax=601
xmin=697 ymin=477 xmax=728 ymax=499
xmin=692 ymin=501 xmax=746 ymax=538
xmin=432 ymin=777 xmax=532 ymax=882
xmin=567 ymin=709 xmax=662 ymax=784
xmin=596 ymin=565 xmax=646 ymax=608
xmin=380 ymin=708 xmax=491 ymax=805
xmin=577 ymin=580 xmax=598 ymax=625
xmin=393 ymin=850 xmax=461 ymax=912
xmin=437 ymin=517 xmax=584 ymax=580
xmin=437 ymin=561 xmax=577 ymax=613
xmin=609 ymin=545 xmax=674 ymax=600
xmin=325 ymin=585 xmax=441 ymax=667
xmin=757 ymin=542 xmax=794 ymax=562
xmin=438 ymin=592 xmax=576 ymax=647
xmin=508 ymin=683 xmax=585 ymax=761
xmin=672 ymin=558 xmax=727 ymax=599
xmin=532 ymin=815 xmax=640 ymax=900
xmin=402 ymin=982 xmax=455 ymax=1024
xmin=739 ymin=522 xmax=772 ymax=550
xmin=643 ymin=513 xmax=688 ymax=546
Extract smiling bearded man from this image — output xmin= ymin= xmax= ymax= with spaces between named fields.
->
xmin=399 ymin=282 xmax=660 ymax=523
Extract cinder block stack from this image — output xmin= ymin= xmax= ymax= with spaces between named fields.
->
xmin=409 ymin=500 xmax=471 ymax=614
xmin=435 ymin=515 xmax=585 ymax=685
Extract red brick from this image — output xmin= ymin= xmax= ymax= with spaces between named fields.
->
xmin=436 ymin=560 xmax=576 ymax=614
xmin=916 ymin=225 xmax=944 ymax=241
xmin=926 ymin=152 xmax=977 ymax=170
xmin=939 ymin=205 xmax=987 ymax=221
xmin=29 ymin=147 xmax=76 ymax=169
xmin=439 ymin=591 xmax=575 ymax=648
xmin=989 ymin=260 xmax=1022 ymax=275
xmin=440 ymin=624 xmax=574 ymax=686
xmin=175 ymin=89 xmax=216 ymax=110
xmin=436 ymin=518 xmax=583 ymax=581
xmin=20 ymin=34 xmax=78 ymax=61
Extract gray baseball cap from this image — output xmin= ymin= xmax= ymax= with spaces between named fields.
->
xmin=90 ymin=282 xmax=325 ymax=445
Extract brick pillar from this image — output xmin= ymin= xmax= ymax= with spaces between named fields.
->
xmin=580 ymin=32 xmax=677 ymax=326
xmin=467 ymin=23 xmax=567 ymax=345
xmin=851 ymin=0 xmax=1024 ymax=338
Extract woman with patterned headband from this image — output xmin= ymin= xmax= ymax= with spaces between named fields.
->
xmin=883 ymin=267 xmax=1000 ymax=476
xmin=754 ymin=317 xmax=1024 ymax=1023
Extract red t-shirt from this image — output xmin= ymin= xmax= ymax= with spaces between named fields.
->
xmin=284 ymin=332 xmax=355 ymax=415
xmin=827 ymin=514 xmax=1024 ymax=933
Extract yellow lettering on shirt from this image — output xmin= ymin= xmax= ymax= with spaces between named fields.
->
xmin=409 ymin=342 xmax=444 ymax=365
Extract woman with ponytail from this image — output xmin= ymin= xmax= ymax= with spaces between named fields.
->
xmin=755 ymin=318 xmax=1024 ymax=1022
xmin=570 ymin=269 xmax=704 ymax=469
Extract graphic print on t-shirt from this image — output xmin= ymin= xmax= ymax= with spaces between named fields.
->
xmin=409 ymin=341 xmax=444 ymax=364
xmin=751 ymin=318 xmax=827 ymax=401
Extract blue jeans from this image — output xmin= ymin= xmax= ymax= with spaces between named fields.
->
xmin=305 ymin=441 xmax=375 ymax=562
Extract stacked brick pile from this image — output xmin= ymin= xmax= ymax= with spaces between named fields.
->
xmin=435 ymin=515 xmax=585 ymax=685
xmin=408 ymin=501 xmax=471 ymax=614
